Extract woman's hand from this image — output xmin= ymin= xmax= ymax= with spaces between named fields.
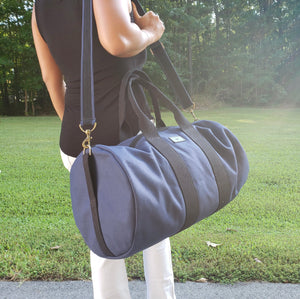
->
xmin=132 ymin=2 xmax=165 ymax=45
xmin=93 ymin=0 xmax=164 ymax=57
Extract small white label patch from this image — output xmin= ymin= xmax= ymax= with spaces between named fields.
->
xmin=169 ymin=135 xmax=186 ymax=143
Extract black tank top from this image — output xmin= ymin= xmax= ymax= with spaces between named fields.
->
xmin=35 ymin=0 xmax=146 ymax=157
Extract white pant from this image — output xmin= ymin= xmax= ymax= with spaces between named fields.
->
xmin=60 ymin=150 xmax=176 ymax=299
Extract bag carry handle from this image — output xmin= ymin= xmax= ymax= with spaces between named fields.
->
xmin=120 ymin=69 xmax=192 ymax=138
xmin=132 ymin=0 xmax=193 ymax=109
xmin=121 ymin=69 xmax=232 ymax=212
xmin=120 ymin=70 xmax=200 ymax=230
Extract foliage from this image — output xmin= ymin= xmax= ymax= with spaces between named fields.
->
xmin=142 ymin=0 xmax=300 ymax=106
xmin=0 ymin=1 xmax=300 ymax=115
xmin=0 ymin=0 xmax=48 ymax=116
xmin=0 ymin=109 xmax=299 ymax=282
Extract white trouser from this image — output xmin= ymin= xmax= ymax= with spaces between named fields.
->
xmin=60 ymin=150 xmax=176 ymax=299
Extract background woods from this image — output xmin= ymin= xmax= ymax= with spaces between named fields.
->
xmin=0 ymin=0 xmax=299 ymax=116
xmin=0 ymin=0 xmax=52 ymax=116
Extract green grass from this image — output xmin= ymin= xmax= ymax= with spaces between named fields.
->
xmin=0 ymin=108 xmax=299 ymax=283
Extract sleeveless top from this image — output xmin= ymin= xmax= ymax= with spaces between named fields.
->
xmin=35 ymin=0 xmax=147 ymax=157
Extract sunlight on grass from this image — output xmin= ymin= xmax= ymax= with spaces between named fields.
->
xmin=236 ymin=119 xmax=256 ymax=123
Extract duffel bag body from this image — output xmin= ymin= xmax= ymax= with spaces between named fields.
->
xmin=70 ymin=70 xmax=249 ymax=259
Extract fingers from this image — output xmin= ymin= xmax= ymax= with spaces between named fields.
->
xmin=132 ymin=2 xmax=163 ymax=27
xmin=132 ymin=2 xmax=159 ymax=18
xmin=147 ymin=11 xmax=160 ymax=20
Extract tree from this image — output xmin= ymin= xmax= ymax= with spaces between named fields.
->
xmin=1 ymin=0 xmax=299 ymax=115
xmin=0 ymin=0 xmax=45 ymax=115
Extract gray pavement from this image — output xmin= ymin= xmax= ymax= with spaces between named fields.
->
xmin=0 ymin=280 xmax=299 ymax=299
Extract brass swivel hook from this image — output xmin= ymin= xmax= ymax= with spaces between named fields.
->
xmin=79 ymin=123 xmax=97 ymax=155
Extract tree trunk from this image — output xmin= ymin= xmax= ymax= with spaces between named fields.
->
xmin=259 ymin=0 xmax=273 ymax=14
xmin=213 ymin=0 xmax=220 ymax=43
xmin=24 ymin=90 xmax=28 ymax=116
xmin=3 ymin=81 xmax=10 ymax=115
xmin=31 ymin=92 xmax=35 ymax=116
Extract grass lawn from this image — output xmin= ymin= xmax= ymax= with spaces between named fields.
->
xmin=0 ymin=108 xmax=299 ymax=283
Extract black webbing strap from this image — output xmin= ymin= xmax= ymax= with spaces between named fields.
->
xmin=145 ymin=75 xmax=231 ymax=210
xmin=124 ymin=71 xmax=232 ymax=212
xmin=83 ymin=154 xmax=115 ymax=257
xmin=135 ymin=71 xmax=232 ymax=210
xmin=180 ymin=126 xmax=231 ymax=210
xmin=131 ymin=71 xmax=166 ymax=128
xmin=132 ymin=0 xmax=193 ymax=109
xmin=125 ymin=75 xmax=199 ymax=230
xmin=147 ymin=135 xmax=200 ymax=230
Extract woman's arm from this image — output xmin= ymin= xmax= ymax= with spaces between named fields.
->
xmin=93 ymin=0 xmax=165 ymax=57
xmin=31 ymin=6 xmax=65 ymax=120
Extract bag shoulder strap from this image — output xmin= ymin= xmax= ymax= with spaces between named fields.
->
xmin=132 ymin=0 xmax=193 ymax=109
xmin=80 ymin=0 xmax=95 ymax=129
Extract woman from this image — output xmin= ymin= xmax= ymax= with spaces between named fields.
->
xmin=32 ymin=0 xmax=176 ymax=298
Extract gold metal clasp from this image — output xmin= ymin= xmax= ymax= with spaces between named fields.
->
xmin=79 ymin=123 xmax=97 ymax=155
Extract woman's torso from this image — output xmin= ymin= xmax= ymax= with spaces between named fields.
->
xmin=35 ymin=0 xmax=146 ymax=157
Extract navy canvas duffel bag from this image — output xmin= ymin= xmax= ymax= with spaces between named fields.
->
xmin=70 ymin=70 xmax=249 ymax=259
xmin=70 ymin=0 xmax=248 ymax=259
